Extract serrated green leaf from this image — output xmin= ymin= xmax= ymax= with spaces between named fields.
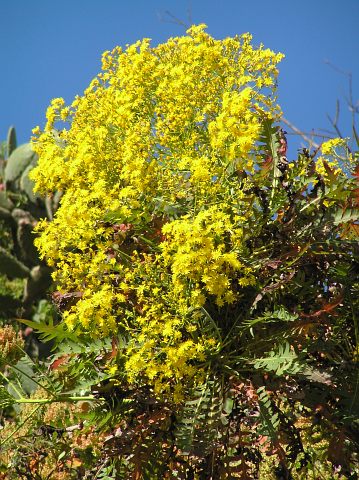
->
xmin=333 ymin=207 xmax=359 ymax=225
xmin=19 ymin=318 xmax=79 ymax=345
xmin=253 ymin=342 xmax=306 ymax=376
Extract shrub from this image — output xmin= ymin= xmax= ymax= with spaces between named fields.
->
xmin=1 ymin=25 xmax=358 ymax=478
xmin=30 ymin=24 xmax=286 ymax=393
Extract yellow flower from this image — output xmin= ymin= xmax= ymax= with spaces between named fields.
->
xmin=106 ymin=365 xmax=118 ymax=376
xmin=321 ymin=137 xmax=347 ymax=155
xmin=30 ymin=25 xmax=283 ymax=396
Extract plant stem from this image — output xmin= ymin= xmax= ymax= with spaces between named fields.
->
xmin=0 ymin=404 xmax=42 ymax=447
xmin=0 ymin=370 xmax=23 ymax=399
xmin=11 ymin=364 xmax=56 ymax=397
xmin=15 ymin=395 xmax=99 ymax=404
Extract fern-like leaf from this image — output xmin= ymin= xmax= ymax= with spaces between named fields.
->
xmin=175 ymin=376 xmax=223 ymax=456
xmin=252 ymin=342 xmax=306 ymax=376
xmin=257 ymin=117 xmax=282 ymax=209
xmin=256 ymin=386 xmax=280 ymax=442
xmin=19 ymin=317 xmax=79 ymax=345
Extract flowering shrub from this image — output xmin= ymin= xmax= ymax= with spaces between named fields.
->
xmin=15 ymin=24 xmax=358 ymax=478
xmin=30 ymin=25 xmax=285 ymax=394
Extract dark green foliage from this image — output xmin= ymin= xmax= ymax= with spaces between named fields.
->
xmin=0 ymin=127 xmax=55 ymax=323
xmin=0 ymin=295 xmax=21 ymax=314
xmin=0 ymin=247 xmax=30 ymax=278
xmin=175 ymin=377 xmax=224 ymax=456
xmin=256 ymin=386 xmax=280 ymax=442
xmin=253 ymin=342 xmax=306 ymax=376
xmin=0 ymin=191 xmax=14 ymax=210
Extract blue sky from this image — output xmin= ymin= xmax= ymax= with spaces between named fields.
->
xmin=1 ymin=0 xmax=358 ymax=156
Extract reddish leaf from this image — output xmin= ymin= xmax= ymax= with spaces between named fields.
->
xmin=52 ymin=291 xmax=83 ymax=311
xmin=278 ymin=132 xmax=287 ymax=156
xmin=300 ymin=294 xmax=343 ymax=320
xmin=322 ymin=159 xmax=337 ymax=181
xmin=50 ymin=354 xmax=71 ymax=370
xmin=259 ymin=155 xmax=273 ymax=178
xmin=265 ymin=260 xmax=282 ymax=269
xmin=109 ymin=336 xmax=118 ymax=359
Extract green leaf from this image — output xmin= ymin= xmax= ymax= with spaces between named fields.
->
xmin=257 ymin=386 xmax=279 ymax=442
xmin=19 ymin=317 xmax=79 ymax=345
xmin=243 ymin=308 xmax=298 ymax=333
xmin=175 ymin=376 xmax=223 ymax=456
xmin=12 ymin=357 xmax=37 ymax=395
xmin=4 ymin=143 xmax=37 ymax=184
xmin=253 ymin=342 xmax=306 ymax=376
xmin=333 ymin=207 xmax=359 ymax=225
xmin=258 ymin=118 xmax=282 ymax=209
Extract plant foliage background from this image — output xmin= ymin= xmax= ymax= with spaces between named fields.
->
xmin=0 ymin=24 xmax=358 ymax=480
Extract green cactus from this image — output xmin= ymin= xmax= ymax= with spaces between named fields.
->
xmin=0 ymin=294 xmax=21 ymax=315
xmin=0 ymin=246 xmax=30 ymax=278
xmin=23 ymin=265 xmax=52 ymax=307
xmin=14 ymin=209 xmax=40 ymax=266
xmin=0 ymin=206 xmax=14 ymax=222
xmin=0 ymin=191 xmax=14 ymax=210
xmin=0 ymin=126 xmax=57 ymax=323
xmin=4 ymin=143 xmax=37 ymax=186
xmin=6 ymin=126 xmax=17 ymax=158
xmin=20 ymin=164 xmax=41 ymax=203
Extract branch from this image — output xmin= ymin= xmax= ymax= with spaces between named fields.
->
xmin=281 ymin=117 xmax=320 ymax=149
xmin=157 ymin=6 xmax=192 ymax=29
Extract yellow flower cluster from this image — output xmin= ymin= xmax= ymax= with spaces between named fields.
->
xmin=162 ymin=205 xmax=255 ymax=307
xmin=30 ymin=25 xmax=284 ymax=394
xmin=321 ymin=137 xmax=347 ymax=155
xmin=316 ymin=137 xmax=354 ymax=178
xmin=116 ymin=253 xmax=214 ymax=398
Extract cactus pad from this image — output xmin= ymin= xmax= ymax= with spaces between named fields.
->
xmin=4 ymin=143 xmax=37 ymax=184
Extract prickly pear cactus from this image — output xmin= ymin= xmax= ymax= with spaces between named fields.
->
xmin=4 ymin=143 xmax=37 ymax=185
xmin=0 ymin=126 xmax=55 ymax=322
xmin=6 ymin=126 xmax=17 ymax=158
